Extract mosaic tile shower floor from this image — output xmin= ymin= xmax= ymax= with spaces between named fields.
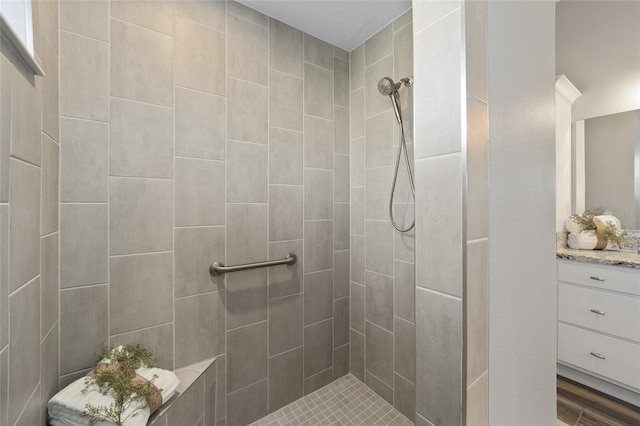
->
xmin=250 ymin=374 xmax=414 ymax=426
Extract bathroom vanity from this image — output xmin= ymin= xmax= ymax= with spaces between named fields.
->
xmin=556 ymin=248 xmax=640 ymax=406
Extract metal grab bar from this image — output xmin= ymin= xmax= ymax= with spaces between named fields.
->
xmin=209 ymin=253 xmax=297 ymax=276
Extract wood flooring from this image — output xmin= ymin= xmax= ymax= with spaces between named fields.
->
xmin=557 ymin=376 xmax=640 ymax=426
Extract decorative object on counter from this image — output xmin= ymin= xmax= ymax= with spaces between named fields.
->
xmin=565 ymin=207 xmax=627 ymax=250
xmin=48 ymin=344 xmax=180 ymax=426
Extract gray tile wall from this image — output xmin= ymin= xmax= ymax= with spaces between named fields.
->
xmin=413 ymin=0 xmax=489 ymax=424
xmin=349 ymin=9 xmax=415 ymax=422
xmin=0 ymin=1 xmax=61 ymax=425
xmin=57 ymin=1 xmax=349 ymax=425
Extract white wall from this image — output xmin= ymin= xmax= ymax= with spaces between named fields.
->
xmin=556 ymin=1 xmax=640 ymax=121
xmin=487 ymin=1 xmax=557 ymax=424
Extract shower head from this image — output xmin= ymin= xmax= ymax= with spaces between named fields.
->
xmin=377 ymin=76 xmax=413 ymax=96
xmin=378 ymin=77 xmax=401 ymax=96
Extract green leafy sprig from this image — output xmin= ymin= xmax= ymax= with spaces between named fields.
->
xmin=81 ymin=344 xmax=160 ymax=426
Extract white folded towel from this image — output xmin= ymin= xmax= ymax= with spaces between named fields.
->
xmin=48 ymin=364 xmax=179 ymax=426
xmin=567 ymin=230 xmax=618 ymax=251
xmin=564 ymin=217 xmax=583 ymax=235
xmin=593 ymin=214 xmax=621 ymax=230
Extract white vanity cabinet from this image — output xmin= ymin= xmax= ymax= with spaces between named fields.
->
xmin=557 ymin=260 xmax=640 ymax=405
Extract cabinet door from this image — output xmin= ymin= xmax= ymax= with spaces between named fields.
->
xmin=559 ymin=283 xmax=640 ymax=342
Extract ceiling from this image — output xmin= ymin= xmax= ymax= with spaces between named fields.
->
xmin=556 ymin=1 xmax=640 ymax=120
xmin=236 ymin=0 xmax=412 ymax=51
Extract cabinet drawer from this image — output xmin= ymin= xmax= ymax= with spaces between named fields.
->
xmin=558 ymin=261 xmax=640 ymax=295
xmin=558 ymin=323 xmax=640 ymax=391
xmin=559 ymin=283 xmax=640 ymax=342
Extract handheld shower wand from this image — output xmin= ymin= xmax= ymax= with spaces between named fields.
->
xmin=377 ymin=76 xmax=413 ymax=125
xmin=378 ymin=76 xmax=415 ymax=232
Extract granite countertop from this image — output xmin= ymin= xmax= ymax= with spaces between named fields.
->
xmin=556 ymin=230 xmax=640 ymax=269
xmin=556 ymin=247 xmax=640 ymax=269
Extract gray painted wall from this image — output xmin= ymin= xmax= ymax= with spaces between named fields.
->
xmin=487 ymin=1 xmax=557 ymax=424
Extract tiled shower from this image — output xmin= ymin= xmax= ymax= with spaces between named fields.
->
xmin=1 ymin=0 xmax=492 ymax=425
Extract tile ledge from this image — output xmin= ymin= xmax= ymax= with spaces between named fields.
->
xmin=147 ymin=357 xmax=216 ymax=425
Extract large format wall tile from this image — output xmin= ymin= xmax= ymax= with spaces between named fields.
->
xmin=268 ymin=240 xmax=303 ymax=299
xmin=41 ymin=32 xmax=59 ymax=142
xmin=269 ymin=71 xmax=303 ymax=131
xmin=227 ymin=203 xmax=268 ymax=264
xmin=394 ymin=317 xmax=416 ymax=382
xmin=269 ymin=128 xmax=303 ymax=185
xmin=0 ymin=206 xmax=6 ymax=348
xmin=60 ymin=31 xmax=108 ymax=121
xmin=334 ymin=59 xmax=349 ymax=108
xmin=175 ymin=88 xmax=225 ymax=161
xmin=225 ymin=269 xmax=267 ymax=330
xmin=269 ymin=185 xmax=303 ymax=241
xmin=110 ymin=252 xmax=173 ymax=334
xmin=365 ymin=166 xmax=393 ymax=221
xmin=269 ymin=294 xmax=303 ymax=356
xmin=176 ymin=17 xmax=225 ymax=96
xmin=304 ymin=63 xmax=333 ymax=120
xmin=303 ymin=221 xmax=333 ymax=273
xmin=414 ymin=8 xmax=462 ymax=159
xmin=303 ymin=270 xmax=333 ymax=325
xmin=334 ymin=203 xmax=349 ymax=250
xmin=8 ymin=278 xmax=40 ymax=425
xmin=333 ymin=250 xmax=349 ymax=299
xmin=365 ymin=111 xmax=394 ymax=169
xmin=334 ymin=106 xmax=349 ymax=155
xmin=111 ymin=323 xmax=174 ymax=370
xmin=304 ymin=168 xmax=333 ymax=220
xmin=9 ymin=159 xmax=40 ymax=292
xmin=364 ymin=56 xmax=393 ymax=119
xmin=228 ymin=13 xmax=268 ymax=86
xmin=110 ymin=0 xmax=174 ymax=35
xmin=365 ymin=321 xmax=393 ymax=387
xmin=415 ymin=155 xmax=462 ymax=297
xmin=176 ymin=0 xmax=226 ymax=33
xmin=60 ymin=118 xmax=108 ymax=202
xmin=269 ymin=347 xmax=303 ymax=411
xmin=365 ymin=24 xmax=393 ymax=68
xmin=365 ymin=372 xmax=393 ymax=404
xmin=110 ymin=177 xmax=173 ymax=255
xmin=226 ymin=379 xmax=268 ymax=426
xmin=41 ymin=134 xmax=59 ymax=236
xmin=227 ymin=141 xmax=268 ymax=203
xmin=350 ymin=329 xmax=364 ymax=381
xmin=350 ymin=282 xmax=365 ymax=335
xmin=416 ymin=288 xmax=461 ymax=426
xmin=365 ymin=220 xmax=393 ymax=277
xmin=394 ymin=260 xmax=415 ymax=322
xmin=60 ymin=284 xmax=108 ymax=375
xmin=333 ymin=298 xmax=349 ymax=347
xmin=111 ymin=19 xmax=173 ymax=107
xmin=60 ymin=0 xmax=109 ymax=41
xmin=334 ymin=155 xmax=349 ymax=203
xmin=304 ymin=115 xmax=333 ymax=169
xmin=304 ymin=34 xmax=333 ymax=70
xmin=174 ymin=158 xmax=225 ymax=227
xmin=303 ymin=319 xmax=332 ymax=377
xmin=175 ymin=226 xmax=225 ymax=297
xmin=227 ymin=77 xmax=268 ymax=144
xmin=110 ymin=98 xmax=173 ymax=178
xmin=227 ymin=321 xmax=268 ymax=392
xmin=60 ymin=204 xmax=108 ymax=288
xmin=269 ymin=19 xmax=303 ymax=77
xmin=40 ymin=233 xmax=59 ymax=339
xmin=467 ymin=239 xmax=488 ymax=384
xmin=350 ymin=44 xmax=364 ymax=91
xmin=175 ymin=292 xmax=225 ymax=368
xmin=365 ymin=271 xmax=393 ymax=332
